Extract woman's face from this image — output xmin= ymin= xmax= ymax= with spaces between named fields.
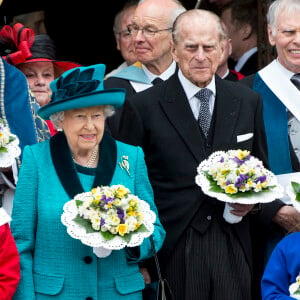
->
xmin=59 ymin=106 xmax=106 ymax=155
xmin=18 ymin=61 xmax=55 ymax=107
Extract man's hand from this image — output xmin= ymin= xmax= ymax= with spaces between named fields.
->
xmin=272 ymin=205 xmax=300 ymax=233
xmin=228 ymin=203 xmax=255 ymax=217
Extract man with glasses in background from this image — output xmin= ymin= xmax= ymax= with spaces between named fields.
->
xmin=105 ymin=0 xmax=138 ymax=78
xmin=104 ymin=0 xmax=186 ymax=97
xmin=105 ymin=0 xmax=186 ymax=135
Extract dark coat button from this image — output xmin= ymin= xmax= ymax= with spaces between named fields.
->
xmin=86 ymin=297 xmax=93 ymax=300
xmin=83 ymin=256 xmax=93 ymax=264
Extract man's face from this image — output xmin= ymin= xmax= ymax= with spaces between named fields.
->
xmin=268 ymin=10 xmax=300 ymax=73
xmin=221 ymin=8 xmax=243 ymax=61
xmin=172 ymin=17 xmax=224 ymax=88
xmin=130 ymin=0 xmax=174 ymax=68
xmin=115 ymin=6 xmax=137 ymax=65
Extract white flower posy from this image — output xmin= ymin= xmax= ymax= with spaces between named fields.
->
xmin=289 ymin=273 xmax=300 ymax=299
xmin=61 ymin=184 xmax=156 ymax=257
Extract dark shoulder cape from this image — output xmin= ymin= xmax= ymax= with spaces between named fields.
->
xmin=50 ymin=131 xmax=117 ymax=198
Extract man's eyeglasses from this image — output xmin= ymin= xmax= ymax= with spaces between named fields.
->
xmin=116 ymin=29 xmax=132 ymax=40
xmin=127 ymin=24 xmax=172 ymax=38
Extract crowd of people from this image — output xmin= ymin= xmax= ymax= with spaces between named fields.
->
xmin=1 ymin=0 xmax=300 ymax=299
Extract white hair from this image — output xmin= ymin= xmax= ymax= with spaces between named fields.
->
xmin=267 ymin=0 xmax=300 ymax=34
xmin=49 ymin=105 xmax=115 ymax=129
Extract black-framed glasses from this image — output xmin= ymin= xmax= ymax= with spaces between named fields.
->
xmin=127 ymin=24 xmax=172 ymax=38
xmin=115 ymin=29 xmax=132 ymax=40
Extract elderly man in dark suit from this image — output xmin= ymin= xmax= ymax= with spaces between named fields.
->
xmin=107 ymin=9 xmax=300 ymax=300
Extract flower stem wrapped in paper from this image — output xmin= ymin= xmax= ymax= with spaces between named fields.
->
xmin=0 ymin=119 xmax=21 ymax=168
xmin=195 ymin=149 xmax=284 ymax=223
xmin=61 ymin=184 xmax=156 ymax=257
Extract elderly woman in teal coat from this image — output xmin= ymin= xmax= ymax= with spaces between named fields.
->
xmin=10 ymin=64 xmax=166 ymax=300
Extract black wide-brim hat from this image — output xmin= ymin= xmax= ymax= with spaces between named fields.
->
xmin=38 ymin=64 xmax=126 ymax=120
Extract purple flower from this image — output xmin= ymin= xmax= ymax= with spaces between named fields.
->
xmin=255 ymin=175 xmax=266 ymax=183
xmin=235 ymin=174 xmax=249 ymax=187
xmin=117 ymin=208 xmax=125 ymax=223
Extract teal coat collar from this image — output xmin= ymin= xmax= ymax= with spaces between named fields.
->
xmin=50 ymin=131 xmax=117 ymax=198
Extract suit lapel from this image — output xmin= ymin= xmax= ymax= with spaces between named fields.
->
xmin=159 ymin=75 xmax=207 ymax=161
xmin=211 ymin=76 xmax=241 ymax=152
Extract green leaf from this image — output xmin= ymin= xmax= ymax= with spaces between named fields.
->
xmin=100 ymin=231 xmax=115 ymax=241
xmin=291 ymin=181 xmax=300 ymax=202
xmin=73 ymin=215 xmax=94 ymax=233
xmin=136 ymin=224 xmax=149 ymax=233
xmin=122 ymin=233 xmax=132 ymax=243
xmin=0 ymin=147 xmax=8 ymax=153
xmin=75 ymin=200 xmax=83 ymax=207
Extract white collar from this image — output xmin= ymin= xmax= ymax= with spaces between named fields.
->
xmin=142 ymin=60 xmax=177 ymax=82
xmin=235 ymin=47 xmax=257 ymax=72
xmin=177 ymin=69 xmax=216 ymax=100
xmin=130 ymin=60 xmax=177 ymax=93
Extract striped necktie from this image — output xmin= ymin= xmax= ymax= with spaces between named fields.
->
xmin=291 ymin=73 xmax=300 ymax=91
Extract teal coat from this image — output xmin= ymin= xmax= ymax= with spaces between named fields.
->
xmin=11 ymin=133 xmax=165 ymax=300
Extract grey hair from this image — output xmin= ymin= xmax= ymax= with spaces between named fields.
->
xmin=172 ymin=9 xmax=226 ymax=44
xmin=49 ymin=105 xmax=115 ymax=129
xmin=267 ymin=0 xmax=300 ymax=35
xmin=113 ymin=0 xmax=139 ymax=33
xmin=138 ymin=0 xmax=186 ymax=27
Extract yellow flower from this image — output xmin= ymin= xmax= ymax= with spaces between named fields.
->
xmin=117 ymin=224 xmax=128 ymax=236
xmin=225 ymin=184 xmax=238 ymax=194
xmin=115 ymin=186 xmax=129 ymax=199
xmin=236 ymin=149 xmax=250 ymax=160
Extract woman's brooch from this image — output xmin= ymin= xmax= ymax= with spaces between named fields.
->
xmin=119 ymin=155 xmax=131 ymax=177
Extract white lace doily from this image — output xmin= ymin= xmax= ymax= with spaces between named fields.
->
xmin=195 ymin=160 xmax=284 ymax=204
xmin=61 ymin=199 xmax=156 ymax=251
xmin=0 ymin=136 xmax=21 ymax=168
xmin=286 ymin=177 xmax=300 ymax=212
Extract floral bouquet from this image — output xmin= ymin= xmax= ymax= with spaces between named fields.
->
xmin=289 ymin=273 xmax=300 ymax=299
xmin=0 ymin=119 xmax=21 ymax=168
xmin=61 ymin=184 xmax=156 ymax=257
xmin=195 ymin=149 xmax=284 ymax=223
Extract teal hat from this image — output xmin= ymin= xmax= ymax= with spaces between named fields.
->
xmin=38 ymin=64 xmax=125 ymax=120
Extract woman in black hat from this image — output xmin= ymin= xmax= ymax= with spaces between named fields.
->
xmin=0 ymin=23 xmax=80 ymax=135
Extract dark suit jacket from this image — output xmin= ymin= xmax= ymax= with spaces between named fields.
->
xmin=104 ymin=76 xmax=136 ymax=98
xmin=239 ymin=51 xmax=258 ymax=76
xmin=108 ymin=73 xmax=285 ymax=269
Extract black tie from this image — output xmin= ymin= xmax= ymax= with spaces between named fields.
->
xmin=152 ymin=77 xmax=163 ymax=85
xmin=291 ymin=73 xmax=300 ymax=91
xmin=195 ymin=88 xmax=213 ymax=137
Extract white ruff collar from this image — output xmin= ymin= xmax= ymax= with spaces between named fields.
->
xmin=258 ymin=60 xmax=300 ymax=121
